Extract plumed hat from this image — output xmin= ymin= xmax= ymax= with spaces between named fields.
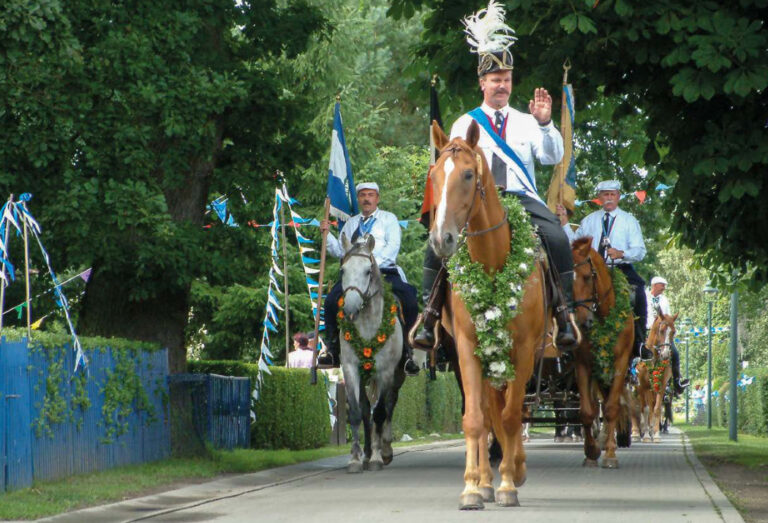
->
xmin=463 ymin=1 xmax=517 ymax=77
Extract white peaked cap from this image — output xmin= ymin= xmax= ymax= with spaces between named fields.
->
xmin=356 ymin=182 xmax=379 ymax=194
xmin=596 ymin=180 xmax=621 ymax=192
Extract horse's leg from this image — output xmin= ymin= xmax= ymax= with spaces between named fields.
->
xmin=382 ymin=371 xmax=404 ymax=466
xmin=651 ymin=392 xmax=664 ymax=443
xmin=576 ymin=354 xmax=600 ymax=466
xmin=455 ymin=331 xmax=485 ymax=510
xmin=600 ymin=338 xmax=632 ymax=468
xmin=494 ymin=373 xmax=527 ymax=507
xmin=477 ymin=388 xmax=495 ymax=503
xmin=344 ymin=368 xmax=364 ymax=473
xmin=361 ymin=382 xmax=373 ymax=467
xmin=369 ymin=394 xmax=386 ymax=471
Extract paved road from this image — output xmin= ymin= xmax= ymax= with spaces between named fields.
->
xmin=43 ymin=428 xmax=742 ymax=523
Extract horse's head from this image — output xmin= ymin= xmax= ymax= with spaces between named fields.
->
xmin=648 ymin=311 xmax=678 ymax=360
xmin=428 ymin=120 xmax=489 ymax=258
xmin=340 ymin=234 xmax=380 ymax=321
xmin=571 ymin=237 xmax=607 ymax=331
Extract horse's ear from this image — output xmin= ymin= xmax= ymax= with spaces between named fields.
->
xmin=466 ymin=120 xmax=480 ymax=149
xmin=364 ymin=234 xmax=375 ymax=253
xmin=671 ymin=313 xmax=679 ymax=323
xmin=574 ymin=237 xmax=591 ymax=258
xmin=657 ymin=309 xmax=666 ymax=321
xmin=431 ymin=120 xmax=449 ymax=151
xmin=341 ymin=233 xmax=352 ymax=253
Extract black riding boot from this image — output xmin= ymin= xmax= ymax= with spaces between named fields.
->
xmin=317 ymin=331 xmax=340 ymax=368
xmin=403 ymin=342 xmax=421 ymax=376
xmin=671 ymin=344 xmax=689 ymax=394
xmin=413 ymin=267 xmax=443 ymax=350
xmin=556 ymin=271 xmax=579 ymax=351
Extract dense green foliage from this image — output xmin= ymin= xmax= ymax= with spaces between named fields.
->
xmin=706 ymin=367 xmax=768 ymax=438
xmin=392 ymin=0 xmax=768 ymax=286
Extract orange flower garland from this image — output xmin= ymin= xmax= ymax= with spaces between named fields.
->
xmin=337 ymin=282 xmax=400 ymax=380
xmin=651 ymin=359 xmax=670 ymax=393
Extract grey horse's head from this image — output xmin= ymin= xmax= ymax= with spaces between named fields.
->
xmin=340 ymin=234 xmax=380 ymax=321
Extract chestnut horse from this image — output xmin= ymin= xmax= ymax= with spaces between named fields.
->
xmin=571 ymin=238 xmax=634 ymax=468
xmin=639 ymin=312 xmax=678 ymax=443
xmin=629 ymin=359 xmax=654 ymax=442
xmin=429 ymin=121 xmax=548 ymax=509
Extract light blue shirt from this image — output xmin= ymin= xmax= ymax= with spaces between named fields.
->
xmin=326 ymin=208 xmax=406 ymax=280
xmin=450 ymin=103 xmax=564 ymax=203
xmin=563 ymin=207 xmax=646 ymax=264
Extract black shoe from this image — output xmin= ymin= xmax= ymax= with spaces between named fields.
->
xmin=556 ymin=322 xmax=578 ymax=351
xmin=316 ymin=350 xmax=338 ymax=368
xmin=412 ymin=325 xmax=435 ymax=350
xmin=675 ymin=378 xmax=689 ymax=394
xmin=404 ymin=358 xmax=421 ymax=376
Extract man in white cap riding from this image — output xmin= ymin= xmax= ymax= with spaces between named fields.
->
xmin=317 ymin=182 xmax=420 ymax=375
xmin=646 ymin=276 xmax=689 ymax=393
xmin=414 ymin=0 xmax=580 ymax=351
xmin=558 ymin=180 xmax=648 ymax=357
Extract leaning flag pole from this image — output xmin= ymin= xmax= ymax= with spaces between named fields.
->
xmin=278 ymin=172 xmax=291 ymax=367
xmin=0 ymin=194 xmax=13 ymax=333
xmin=310 ymin=196 xmax=331 ymax=385
xmin=23 ymin=208 xmax=31 ymax=338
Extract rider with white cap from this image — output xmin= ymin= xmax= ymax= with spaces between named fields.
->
xmin=559 ymin=180 xmax=648 ymax=357
xmin=317 ymin=182 xmax=420 ymax=375
xmin=646 ymin=276 xmax=689 ymax=393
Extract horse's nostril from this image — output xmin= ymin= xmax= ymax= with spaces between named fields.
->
xmin=444 ymin=233 xmax=454 ymax=245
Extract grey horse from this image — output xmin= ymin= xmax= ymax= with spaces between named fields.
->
xmin=339 ymin=234 xmax=406 ymax=473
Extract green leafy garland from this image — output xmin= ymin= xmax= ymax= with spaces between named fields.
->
xmin=587 ymin=268 xmax=632 ymax=385
xmin=447 ymin=194 xmax=537 ymax=389
xmin=337 ymin=282 xmax=400 ymax=381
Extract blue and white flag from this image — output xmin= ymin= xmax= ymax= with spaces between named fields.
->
xmin=326 ymin=102 xmax=358 ymax=226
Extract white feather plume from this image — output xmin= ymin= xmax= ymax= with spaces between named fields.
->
xmin=462 ymin=1 xmax=517 ymax=54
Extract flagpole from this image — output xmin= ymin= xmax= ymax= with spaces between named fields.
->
xmin=310 ymin=196 xmax=331 ymax=385
xmin=23 ymin=207 xmax=31 ymax=338
xmin=0 ymin=194 xmax=13 ymax=334
xmin=558 ymin=61 xmax=570 ymax=208
xmin=429 ymin=74 xmax=438 ymax=228
xmin=278 ymin=173 xmax=291 ymax=367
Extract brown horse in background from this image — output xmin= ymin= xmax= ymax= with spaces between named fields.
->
xmin=429 ymin=121 xmax=548 ymax=509
xmin=641 ymin=312 xmax=678 ymax=443
xmin=630 ymin=359 xmax=654 ymax=443
xmin=571 ymin=238 xmax=634 ymax=468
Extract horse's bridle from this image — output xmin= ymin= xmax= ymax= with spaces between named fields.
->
xmin=438 ymin=145 xmax=508 ymax=240
xmin=571 ymin=256 xmax=612 ymax=314
xmin=340 ymin=251 xmax=380 ymax=305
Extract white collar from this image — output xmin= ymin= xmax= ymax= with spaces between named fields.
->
xmin=481 ymin=102 xmax=510 ymax=118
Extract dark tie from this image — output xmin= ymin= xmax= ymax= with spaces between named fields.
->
xmin=491 ymin=111 xmax=506 ymax=188
xmin=351 ymin=216 xmax=372 ymax=242
xmin=598 ymin=213 xmax=611 ymax=258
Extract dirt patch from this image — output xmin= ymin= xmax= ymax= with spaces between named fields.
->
xmin=699 ymin=457 xmax=768 ymax=523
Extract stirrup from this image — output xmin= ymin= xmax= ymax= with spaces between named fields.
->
xmin=316 ymin=350 xmax=337 ymax=369
xmin=409 ymin=313 xmax=440 ymax=351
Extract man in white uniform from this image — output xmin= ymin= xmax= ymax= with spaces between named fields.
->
xmin=317 ymin=182 xmax=420 ymax=375
xmin=559 ymin=180 xmax=648 ymax=357
xmin=646 ymin=276 xmax=689 ymax=393
xmin=413 ymin=1 xmax=580 ymax=350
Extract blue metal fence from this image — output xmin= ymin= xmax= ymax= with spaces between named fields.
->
xmin=168 ymin=374 xmax=251 ymax=450
xmin=0 ymin=337 xmax=170 ymax=492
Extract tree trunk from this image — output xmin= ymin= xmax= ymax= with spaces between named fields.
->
xmin=79 ymin=124 xmax=222 ymax=373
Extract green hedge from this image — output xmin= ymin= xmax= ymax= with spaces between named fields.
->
xmin=189 ymin=361 xmax=464 ymax=447
xmin=702 ymin=367 xmax=768 ymax=437
xmin=189 ymin=361 xmax=330 ymax=450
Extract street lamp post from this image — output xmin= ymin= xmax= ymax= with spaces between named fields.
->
xmin=703 ymin=284 xmax=718 ymax=430
xmin=729 ymin=290 xmax=738 ymax=441
xmin=682 ymin=318 xmax=692 ymax=423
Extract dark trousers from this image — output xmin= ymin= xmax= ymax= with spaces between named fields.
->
xmin=670 ymin=339 xmax=681 ymax=381
xmin=615 ymin=264 xmax=647 ymax=357
xmin=510 ymin=194 xmax=574 ymax=277
xmin=324 ymin=268 xmax=418 ymax=342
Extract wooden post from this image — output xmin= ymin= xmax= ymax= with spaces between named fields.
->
xmin=310 ymin=197 xmax=331 ymax=385
xmin=280 ymin=188 xmax=290 ymax=367
xmin=0 ymin=194 xmax=13 ymax=334
xmin=23 ymin=211 xmax=31 ymax=339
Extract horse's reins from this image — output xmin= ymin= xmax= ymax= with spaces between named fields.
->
xmin=572 ymin=255 xmax=614 ymax=314
xmin=340 ymin=251 xmax=381 ymax=305
xmin=438 ymin=146 xmax=508 ymax=242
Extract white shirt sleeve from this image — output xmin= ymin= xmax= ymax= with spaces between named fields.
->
xmin=621 ymin=214 xmax=646 ymax=263
xmin=325 ymin=219 xmax=355 ymax=259
xmin=375 ymin=212 xmax=401 ymax=269
xmin=530 ymin=119 xmax=564 ymax=166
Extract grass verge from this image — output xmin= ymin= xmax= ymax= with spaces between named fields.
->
xmin=0 ymin=434 xmax=461 ymax=520
xmin=679 ymin=424 xmax=768 ymax=469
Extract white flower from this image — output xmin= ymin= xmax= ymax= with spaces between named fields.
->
xmin=484 ymin=307 xmax=502 ymax=321
xmin=483 ymin=345 xmax=500 ymax=356
xmin=524 ymin=248 xmax=534 ymax=255
xmin=474 ymin=316 xmax=488 ymax=331
xmin=489 ymin=361 xmax=506 ymax=375
xmin=507 ymin=297 xmax=518 ymax=309
xmin=519 ymin=262 xmax=528 ymax=272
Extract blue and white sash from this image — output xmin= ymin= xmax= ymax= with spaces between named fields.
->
xmin=467 ymin=107 xmax=539 ymax=199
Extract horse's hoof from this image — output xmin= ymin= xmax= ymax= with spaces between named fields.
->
xmin=583 ymin=458 xmax=599 ymax=468
xmin=563 ymin=436 xmax=574 ymax=443
xmin=479 ymin=486 xmax=495 ymax=502
xmin=601 ymin=457 xmax=619 ymax=469
xmin=496 ymin=490 xmax=520 ymax=507
xmin=554 ymin=436 xmax=564 ymax=443
xmin=642 ymin=436 xmax=651 ymax=443
xmin=347 ymin=461 xmax=363 ymax=474
xmin=653 ymin=437 xmax=662 ymax=444
xmin=632 ymin=435 xmax=641 ymax=442
xmin=382 ymin=454 xmax=393 ymax=466
xmin=573 ymin=436 xmax=583 ymax=443
xmin=368 ymin=460 xmax=383 ymax=471
xmin=459 ymin=493 xmax=485 ymax=510
xmin=513 ymin=475 xmax=526 ymax=488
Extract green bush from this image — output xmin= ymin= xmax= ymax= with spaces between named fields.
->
xmin=740 ymin=367 xmax=768 ymax=437
xmin=392 ymin=372 xmax=462 ymax=438
xmin=189 ymin=361 xmax=330 ymax=450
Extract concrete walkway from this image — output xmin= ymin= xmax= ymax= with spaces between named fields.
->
xmin=40 ymin=428 xmax=742 ymax=523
